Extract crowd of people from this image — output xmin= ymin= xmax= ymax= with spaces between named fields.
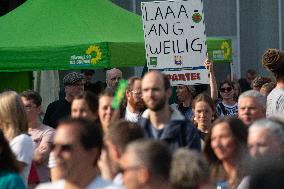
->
xmin=0 ymin=48 xmax=284 ymax=189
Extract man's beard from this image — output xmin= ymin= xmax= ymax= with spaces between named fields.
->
xmin=129 ymin=98 xmax=146 ymax=112
xmin=147 ymin=96 xmax=167 ymax=111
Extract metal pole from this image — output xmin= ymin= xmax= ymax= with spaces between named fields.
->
xmin=133 ymin=0 xmax=137 ymax=13
xmin=278 ymin=0 xmax=282 ymax=50
xmin=236 ymin=0 xmax=241 ymax=78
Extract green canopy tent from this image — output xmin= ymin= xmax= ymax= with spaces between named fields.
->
xmin=0 ymin=0 xmax=145 ymax=72
xmin=0 ymin=0 xmax=232 ymax=71
xmin=0 ymin=0 xmax=232 ymax=92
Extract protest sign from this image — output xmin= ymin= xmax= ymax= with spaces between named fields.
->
xmin=141 ymin=0 xmax=209 ymax=85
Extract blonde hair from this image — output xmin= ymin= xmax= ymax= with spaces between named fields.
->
xmin=0 ymin=91 xmax=28 ymax=140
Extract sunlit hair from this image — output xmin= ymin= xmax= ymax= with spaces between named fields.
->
xmin=261 ymin=82 xmax=276 ymax=94
xmin=238 ymin=90 xmax=266 ymax=110
xmin=250 ymin=118 xmax=284 ymax=144
xmin=252 ymin=76 xmax=272 ymax=89
xmin=0 ymin=91 xmax=28 ymax=140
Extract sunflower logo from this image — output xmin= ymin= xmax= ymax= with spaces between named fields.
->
xmin=86 ymin=45 xmax=102 ymax=64
xmin=221 ymin=41 xmax=231 ymax=60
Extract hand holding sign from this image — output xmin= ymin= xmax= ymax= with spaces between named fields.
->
xmin=141 ymin=0 xmax=209 ymax=86
xmin=204 ymin=58 xmax=213 ymax=73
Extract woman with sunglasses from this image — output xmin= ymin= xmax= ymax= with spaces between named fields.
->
xmin=216 ymin=80 xmax=238 ymax=117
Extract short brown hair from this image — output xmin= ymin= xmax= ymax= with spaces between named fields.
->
xmin=20 ymin=90 xmax=42 ymax=106
xmin=126 ymin=77 xmax=141 ymax=91
xmin=106 ymin=120 xmax=145 ymax=152
xmin=74 ymin=91 xmax=98 ymax=115
xmin=262 ymin=48 xmax=284 ymax=81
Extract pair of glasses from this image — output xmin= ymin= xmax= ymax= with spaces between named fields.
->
xmin=220 ymin=87 xmax=232 ymax=93
xmin=24 ymin=105 xmax=37 ymax=111
xmin=131 ymin=90 xmax=142 ymax=96
xmin=51 ymin=143 xmax=74 ymax=152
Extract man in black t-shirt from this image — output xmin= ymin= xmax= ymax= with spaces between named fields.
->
xmin=43 ymin=72 xmax=84 ymax=128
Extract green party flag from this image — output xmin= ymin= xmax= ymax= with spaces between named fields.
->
xmin=111 ymin=79 xmax=128 ymax=110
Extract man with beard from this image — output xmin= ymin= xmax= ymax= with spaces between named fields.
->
xmin=124 ymin=77 xmax=146 ymax=123
xmin=139 ymin=71 xmax=201 ymax=152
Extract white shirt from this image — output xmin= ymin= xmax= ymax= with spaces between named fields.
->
xmin=36 ymin=176 xmax=120 ymax=189
xmin=10 ymin=133 xmax=34 ymax=186
xmin=124 ymin=106 xmax=140 ymax=123
xmin=266 ymin=88 xmax=284 ymax=117
xmin=113 ymin=173 xmax=123 ymax=187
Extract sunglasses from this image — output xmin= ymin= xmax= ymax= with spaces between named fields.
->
xmin=51 ymin=143 xmax=74 ymax=152
xmin=220 ymin=87 xmax=232 ymax=93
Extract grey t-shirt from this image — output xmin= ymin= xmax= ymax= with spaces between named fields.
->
xmin=266 ymin=88 xmax=284 ymax=117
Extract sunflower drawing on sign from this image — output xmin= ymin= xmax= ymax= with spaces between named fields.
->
xmin=86 ymin=45 xmax=102 ymax=64
xmin=221 ymin=41 xmax=231 ymax=60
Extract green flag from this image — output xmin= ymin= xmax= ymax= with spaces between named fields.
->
xmin=111 ymin=79 xmax=128 ymax=110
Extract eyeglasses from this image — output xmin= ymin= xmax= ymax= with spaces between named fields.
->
xmin=131 ymin=90 xmax=142 ymax=96
xmin=120 ymin=165 xmax=142 ymax=174
xmin=220 ymin=87 xmax=232 ymax=93
xmin=24 ymin=105 xmax=37 ymax=111
xmin=51 ymin=143 xmax=74 ymax=152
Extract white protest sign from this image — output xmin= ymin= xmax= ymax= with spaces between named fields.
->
xmin=141 ymin=0 xmax=209 ymax=86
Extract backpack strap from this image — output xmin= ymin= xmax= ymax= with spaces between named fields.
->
xmin=219 ymin=102 xmax=228 ymax=115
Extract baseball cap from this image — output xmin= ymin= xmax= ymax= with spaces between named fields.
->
xmin=63 ymin=72 xmax=84 ymax=86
